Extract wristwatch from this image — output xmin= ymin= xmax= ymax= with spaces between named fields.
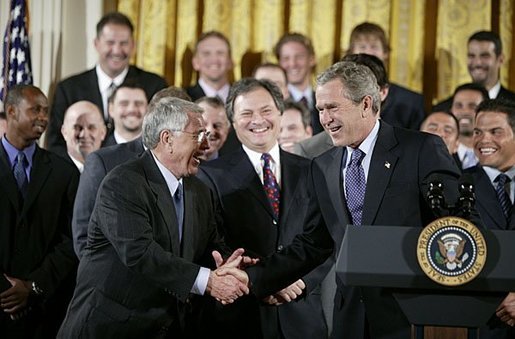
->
xmin=31 ymin=281 xmax=43 ymax=296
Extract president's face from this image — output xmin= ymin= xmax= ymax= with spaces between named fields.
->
xmin=232 ymin=87 xmax=281 ymax=153
xmin=94 ymin=23 xmax=135 ymax=78
xmin=316 ymin=79 xmax=375 ymax=148
xmin=473 ymin=111 xmax=515 ymax=172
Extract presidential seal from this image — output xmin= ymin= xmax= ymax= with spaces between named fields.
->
xmin=417 ymin=216 xmax=487 ymax=286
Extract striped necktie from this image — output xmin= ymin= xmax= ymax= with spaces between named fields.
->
xmin=495 ymin=173 xmax=512 ymax=219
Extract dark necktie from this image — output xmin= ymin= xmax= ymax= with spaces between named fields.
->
xmin=495 ymin=173 xmax=512 ymax=219
xmin=299 ymin=96 xmax=309 ymax=109
xmin=105 ymin=82 xmax=117 ymax=121
xmin=173 ymin=183 xmax=184 ymax=242
xmin=13 ymin=151 xmax=28 ymax=198
xmin=262 ymin=153 xmax=280 ymax=221
xmin=345 ymin=148 xmax=366 ymax=225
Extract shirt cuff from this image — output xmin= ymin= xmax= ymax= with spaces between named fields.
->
xmin=191 ymin=267 xmax=210 ymax=295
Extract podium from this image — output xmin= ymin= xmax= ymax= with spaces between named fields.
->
xmin=335 ymin=225 xmax=515 ymax=338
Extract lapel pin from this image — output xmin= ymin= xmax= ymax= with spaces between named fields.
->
xmin=385 ymin=161 xmax=391 ymax=169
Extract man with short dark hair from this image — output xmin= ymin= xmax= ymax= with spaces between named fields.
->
xmin=275 ymin=33 xmax=323 ymax=134
xmin=279 ymin=100 xmax=313 ymax=153
xmin=195 ymin=96 xmax=231 ymax=161
xmin=0 ymin=85 xmax=79 ymax=338
xmin=434 ymin=30 xmax=515 ymax=112
xmin=47 ymin=11 xmax=167 ymax=153
xmin=253 ymin=63 xmax=290 ymax=100
xmin=187 ymin=31 xmax=233 ymax=102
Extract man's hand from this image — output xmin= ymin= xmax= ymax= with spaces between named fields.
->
xmin=262 ymin=279 xmax=306 ymax=305
xmin=212 ymin=248 xmax=259 ymax=269
xmin=0 ymin=275 xmax=31 ymax=314
xmin=206 ymin=265 xmax=249 ymax=305
xmin=496 ymin=292 xmax=515 ymax=327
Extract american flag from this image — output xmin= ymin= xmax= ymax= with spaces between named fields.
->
xmin=0 ymin=0 xmax=33 ymax=104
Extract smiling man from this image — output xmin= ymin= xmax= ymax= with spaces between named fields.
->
xmin=195 ymin=96 xmax=230 ymax=161
xmin=187 ymin=31 xmax=233 ymax=102
xmin=61 ymin=101 xmax=106 ymax=172
xmin=198 ymin=78 xmax=331 ymax=339
xmin=103 ymin=82 xmax=148 ymax=146
xmin=47 ymin=12 xmax=167 ymax=154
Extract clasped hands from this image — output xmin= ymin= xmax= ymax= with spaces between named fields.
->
xmin=0 ymin=274 xmax=32 ymax=320
xmin=496 ymin=292 xmax=515 ymax=327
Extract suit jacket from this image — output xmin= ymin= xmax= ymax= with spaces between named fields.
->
xmin=248 ymin=121 xmax=462 ymax=339
xmin=198 ymin=148 xmax=330 ymax=339
xmin=433 ymin=85 xmax=515 ymax=112
xmin=308 ymin=90 xmax=324 ymax=135
xmin=58 ymin=150 xmax=229 ymax=338
xmin=0 ymin=144 xmax=79 ymax=338
xmin=292 ymin=131 xmax=334 ymax=160
xmin=72 ymin=137 xmax=145 ymax=258
xmin=463 ymin=166 xmax=515 ymax=338
xmin=382 ymin=83 xmax=425 ymax=130
xmin=185 ymin=83 xmax=206 ymax=102
xmin=47 ymin=65 xmax=167 ymax=153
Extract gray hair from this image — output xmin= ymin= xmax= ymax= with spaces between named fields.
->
xmin=316 ymin=61 xmax=381 ymax=115
xmin=142 ymin=97 xmax=203 ymax=149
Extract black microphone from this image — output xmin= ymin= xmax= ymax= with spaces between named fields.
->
xmin=426 ymin=174 xmax=446 ymax=217
xmin=456 ymin=174 xmax=475 ymax=217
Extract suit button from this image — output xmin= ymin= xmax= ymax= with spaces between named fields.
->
xmin=277 ymin=245 xmax=284 ymax=252
xmin=273 ymin=220 xmax=277 ymax=225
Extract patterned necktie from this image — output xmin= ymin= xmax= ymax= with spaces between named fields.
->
xmin=261 ymin=153 xmax=280 ymax=220
xmin=495 ymin=173 xmax=512 ymax=219
xmin=345 ymin=148 xmax=366 ymax=225
xmin=173 ymin=182 xmax=184 ymax=242
xmin=13 ymin=151 xmax=28 ymax=198
xmin=299 ymin=96 xmax=309 ymax=109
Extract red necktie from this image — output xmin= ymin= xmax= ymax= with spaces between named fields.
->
xmin=261 ymin=153 xmax=280 ymax=220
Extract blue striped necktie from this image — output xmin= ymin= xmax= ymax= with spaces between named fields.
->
xmin=13 ymin=151 xmax=28 ymax=198
xmin=495 ymin=173 xmax=512 ymax=219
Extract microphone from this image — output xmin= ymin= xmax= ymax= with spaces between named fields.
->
xmin=456 ymin=174 xmax=475 ymax=217
xmin=426 ymin=174 xmax=446 ymax=217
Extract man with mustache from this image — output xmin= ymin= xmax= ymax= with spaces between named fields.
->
xmin=103 ymin=82 xmax=148 ymax=146
xmin=434 ymin=31 xmax=515 ymax=112
xmin=46 ymin=12 xmax=167 ymax=154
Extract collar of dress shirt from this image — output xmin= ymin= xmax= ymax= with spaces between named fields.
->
xmin=489 ymin=81 xmax=501 ymax=99
xmin=483 ymin=165 xmax=515 ymax=203
xmin=151 ymin=150 xmax=182 ymax=198
xmin=67 ymin=153 xmax=84 ymax=173
xmin=96 ymin=64 xmax=129 ymax=92
xmin=343 ymin=119 xmax=380 ymax=182
xmin=1 ymin=136 xmax=36 ymax=170
xmin=242 ymin=143 xmax=281 ymax=186
xmin=198 ymin=78 xmax=230 ymax=102
xmin=288 ymin=84 xmax=313 ymax=106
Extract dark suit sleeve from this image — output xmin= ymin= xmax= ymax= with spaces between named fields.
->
xmin=46 ymin=82 xmax=69 ymax=152
xmin=29 ymin=168 xmax=79 ymax=298
xmin=247 ymin=161 xmax=334 ymax=299
xmin=72 ymin=152 xmax=108 ymax=258
xmin=94 ymin=169 xmax=200 ymax=300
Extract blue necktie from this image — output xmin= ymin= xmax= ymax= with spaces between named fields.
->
xmin=495 ymin=173 xmax=512 ymax=219
xmin=345 ymin=149 xmax=366 ymax=225
xmin=173 ymin=182 xmax=184 ymax=242
xmin=13 ymin=151 xmax=28 ymax=198
xmin=262 ymin=153 xmax=280 ymax=221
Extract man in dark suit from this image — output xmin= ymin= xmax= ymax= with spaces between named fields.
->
xmin=347 ymin=22 xmax=426 ymax=130
xmin=0 ymin=85 xmax=79 ymax=338
xmin=58 ymin=97 xmax=250 ymax=338
xmin=465 ymin=99 xmax=515 ymax=338
xmin=186 ymin=31 xmax=233 ymax=102
xmin=72 ymin=86 xmax=192 ymax=258
xmin=275 ymin=33 xmax=324 ymax=134
xmin=434 ymin=31 xmax=515 ymax=112
xmin=46 ymin=12 xmax=167 ymax=154
xmin=198 ymin=78 xmax=330 ymax=339
xmin=218 ymin=61 xmax=462 ymax=339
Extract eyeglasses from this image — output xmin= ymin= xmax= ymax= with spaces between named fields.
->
xmin=180 ymin=130 xmax=210 ymax=144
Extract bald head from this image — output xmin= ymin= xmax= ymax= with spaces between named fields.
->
xmin=62 ymin=101 xmax=106 ymax=163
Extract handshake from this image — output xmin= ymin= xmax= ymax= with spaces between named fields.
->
xmin=205 ymin=248 xmax=305 ymax=306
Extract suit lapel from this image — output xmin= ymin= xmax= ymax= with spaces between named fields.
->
xmin=230 ymin=149 xmax=275 ymax=218
xmin=0 ymin=143 xmax=23 ymax=212
xmin=362 ymin=123 xmax=399 ymax=225
xmin=280 ymin=151 xmax=301 ymax=225
xmin=475 ymin=167 xmax=507 ymax=229
xmin=22 ymin=147 xmax=51 ymax=216
xmin=86 ymin=69 xmax=103 ymax=113
xmin=143 ymin=151 xmax=181 ymax=255
xmin=320 ymin=147 xmax=349 ymax=224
